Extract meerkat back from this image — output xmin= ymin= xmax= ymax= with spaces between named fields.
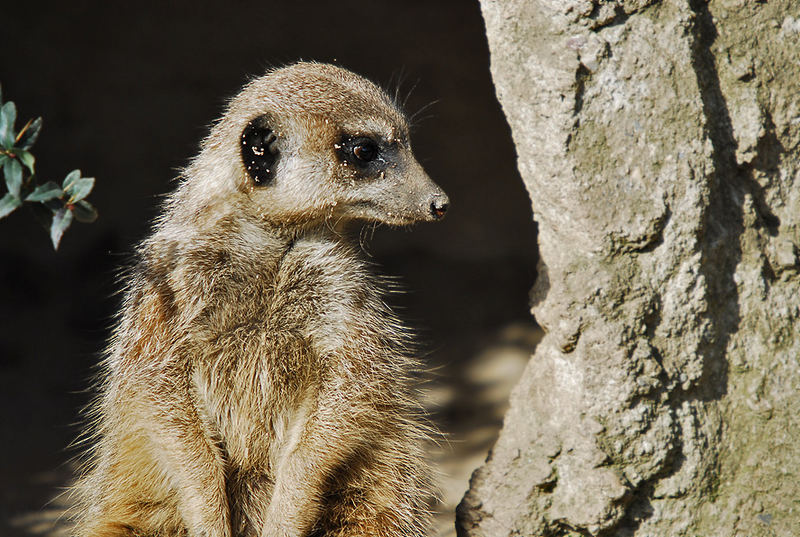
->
xmin=72 ymin=62 xmax=448 ymax=537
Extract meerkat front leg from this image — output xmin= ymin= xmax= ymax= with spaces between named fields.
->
xmin=260 ymin=387 xmax=367 ymax=537
xmin=144 ymin=384 xmax=232 ymax=537
xmin=75 ymin=378 xmax=232 ymax=537
xmin=154 ymin=420 xmax=231 ymax=537
xmin=118 ymin=372 xmax=232 ymax=537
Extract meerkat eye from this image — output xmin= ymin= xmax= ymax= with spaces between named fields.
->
xmin=352 ymin=140 xmax=379 ymax=163
xmin=337 ymin=135 xmax=384 ymax=171
xmin=334 ymin=135 xmax=381 ymax=170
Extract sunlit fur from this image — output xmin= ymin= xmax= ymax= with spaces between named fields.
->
xmin=70 ymin=62 xmax=445 ymax=537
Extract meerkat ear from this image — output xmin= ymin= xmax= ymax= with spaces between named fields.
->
xmin=241 ymin=116 xmax=279 ymax=186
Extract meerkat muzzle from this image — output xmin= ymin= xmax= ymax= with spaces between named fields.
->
xmin=430 ymin=194 xmax=449 ymax=220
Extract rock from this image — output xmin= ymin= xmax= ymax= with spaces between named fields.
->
xmin=457 ymin=1 xmax=800 ymax=535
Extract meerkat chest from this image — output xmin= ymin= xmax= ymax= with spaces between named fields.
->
xmin=191 ymin=239 xmax=384 ymax=467
xmin=190 ymin=305 xmax=321 ymax=462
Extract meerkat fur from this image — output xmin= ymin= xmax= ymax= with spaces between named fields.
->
xmin=71 ymin=62 xmax=448 ymax=537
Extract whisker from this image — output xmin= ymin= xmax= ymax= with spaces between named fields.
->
xmin=389 ymin=66 xmax=408 ymax=105
xmin=402 ymin=79 xmax=420 ymax=110
xmin=409 ymin=99 xmax=440 ymax=127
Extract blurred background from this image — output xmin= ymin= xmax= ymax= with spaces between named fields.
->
xmin=0 ymin=2 xmax=539 ymax=535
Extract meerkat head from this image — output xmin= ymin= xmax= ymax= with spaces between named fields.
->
xmin=190 ymin=62 xmax=448 ymax=231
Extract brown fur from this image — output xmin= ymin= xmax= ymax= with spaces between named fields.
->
xmin=71 ymin=62 xmax=447 ymax=537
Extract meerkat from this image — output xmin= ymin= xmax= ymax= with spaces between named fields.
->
xmin=71 ymin=62 xmax=448 ymax=537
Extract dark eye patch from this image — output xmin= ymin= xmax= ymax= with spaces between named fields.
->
xmin=241 ymin=116 xmax=279 ymax=186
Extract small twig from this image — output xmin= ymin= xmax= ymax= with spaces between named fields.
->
xmin=15 ymin=118 xmax=33 ymax=144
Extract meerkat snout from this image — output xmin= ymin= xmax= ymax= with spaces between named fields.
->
xmin=430 ymin=193 xmax=449 ymax=220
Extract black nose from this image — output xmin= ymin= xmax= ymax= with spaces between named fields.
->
xmin=430 ymin=195 xmax=449 ymax=220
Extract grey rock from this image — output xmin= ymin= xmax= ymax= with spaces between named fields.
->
xmin=458 ymin=0 xmax=800 ymax=535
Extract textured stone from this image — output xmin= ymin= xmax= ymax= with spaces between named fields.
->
xmin=458 ymin=0 xmax=800 ymax=535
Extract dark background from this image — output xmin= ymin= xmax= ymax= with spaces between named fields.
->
xmin=0 ymin=2 xmax=538 ymax=535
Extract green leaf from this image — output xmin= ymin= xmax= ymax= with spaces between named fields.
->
xmin=17 ymin=117 xmax=42 ymax=151
xmin=50 ymin=207 xmax=73 ymax=250
xmin=65 ymin=176 xmax=94 ymax=203
xmin=26 ymin=181 xmax=63 ymax=202
xmin=62 ymin=169 xmax=81 ymax=190
xmin=0 ymin=155 xmax=6 ymax=168
xmin=4 ymin=158 xmax=22 ymax=198
xmin=0 ymin=192 xmax=21 ymax=219
xmin=72 ymin=199 xmax=98 ymax=223
xmin=0 ymin=101 xmax=17 ymax=148
xmin=16 ymin=149 xmax=35 ymax=174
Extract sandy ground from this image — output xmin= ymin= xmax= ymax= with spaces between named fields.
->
xmin=429 ymin=321 xmax=541 ymax=536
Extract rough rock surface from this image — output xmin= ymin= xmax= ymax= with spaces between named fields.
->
xmin=457 ymin=1 xmax=800 ymax=535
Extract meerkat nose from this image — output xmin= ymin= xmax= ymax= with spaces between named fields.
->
xmin=430 ymin=194 xmax=449 ymax=220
